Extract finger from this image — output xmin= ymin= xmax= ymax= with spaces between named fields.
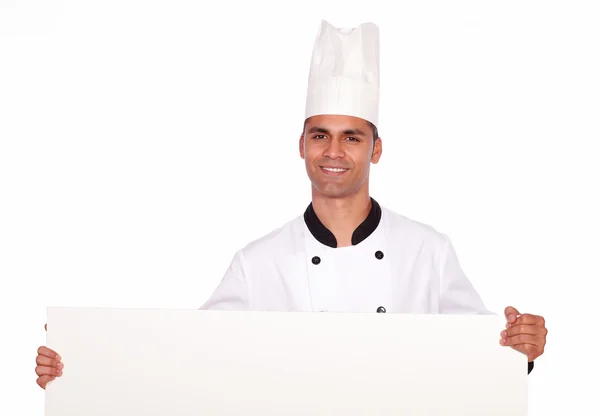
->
xmin=512 ymin=313 xmax=544 ymax=326
xmin=502 ymin=324 xmax=547 ymax=338
xmin=504 ymin=306 xmax=521 ymax=324
xmin=500 ymin=334 xmax=542 ymax=347
xmin=509 ymin=343 xmax=543 ymax=361
xmin=35 ymin=365 xmax=62 ymax=378
xmin=37 ymin=346 xmax=61 ymax=361
xmin=36 ymin=355 xmax=63 ymax=369
xmin=37 ymin=375 xmax=56 ymax=390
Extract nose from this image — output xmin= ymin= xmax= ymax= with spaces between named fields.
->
xmin=323 ymin=138 xmax=345 ymax=159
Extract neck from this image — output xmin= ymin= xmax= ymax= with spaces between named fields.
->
xmin=311 ymin=188 xmax=372 ymax=247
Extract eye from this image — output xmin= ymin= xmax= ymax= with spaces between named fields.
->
xmin=346 ymin=136 xmax=359 ymax=142
xmin=313 ymin=134 xmax=326 ymax=139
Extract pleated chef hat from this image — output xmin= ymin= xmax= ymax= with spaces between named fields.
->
xmin=304 ymin=19 xmax=380 ymax=127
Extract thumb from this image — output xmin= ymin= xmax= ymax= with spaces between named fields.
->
xmin=504 ymin=306 xmax=520 ymax=323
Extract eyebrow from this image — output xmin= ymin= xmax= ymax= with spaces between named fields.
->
xmin=307 ymin=126 xmax=368 ymax=136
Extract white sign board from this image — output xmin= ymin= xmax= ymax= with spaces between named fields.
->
xmin=45 ymin=307 xmax=528 ymax=415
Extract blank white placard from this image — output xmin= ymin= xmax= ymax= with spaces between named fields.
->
xmin=45 ymin=307 xmax=527 ymax=415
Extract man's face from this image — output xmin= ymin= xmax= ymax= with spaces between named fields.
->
xmin=300 ymin=114 xmax=382 ymax=199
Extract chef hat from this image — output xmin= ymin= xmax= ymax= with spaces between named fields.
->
xmin=304 ymin=19 xmax=380 ymax=127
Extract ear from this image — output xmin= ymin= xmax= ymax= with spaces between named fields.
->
xmin=299 ymin=134 xmax=305 ymax=159
xmin=371 ymin=137 xmax=382 ymax=163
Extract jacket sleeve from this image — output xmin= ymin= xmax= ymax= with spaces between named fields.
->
xmin=438 ymin=234 xmax=535 ymax=374
xmin=199 ymin=250 xmax=250 ymax=310
xmin=438 ymin=234 xmax=492 ymax=315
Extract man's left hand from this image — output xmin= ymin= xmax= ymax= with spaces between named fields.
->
xmin=500 ymin=306 xmax=548 ymax=362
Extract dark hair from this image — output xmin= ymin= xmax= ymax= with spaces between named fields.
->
xmin=368 ymin=121 xmax=379 ymax=147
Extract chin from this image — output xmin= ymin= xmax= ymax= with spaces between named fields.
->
xmin=313 ymin=184 xmax=356 ymax=199
xmin=307 ymin=172 xmax=359 ymax=197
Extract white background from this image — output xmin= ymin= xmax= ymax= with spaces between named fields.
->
xmin=1 ymin=0 xmax=598 ymax=414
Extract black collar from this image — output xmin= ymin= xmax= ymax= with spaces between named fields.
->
xmin=303 ymin=198 xmax=382 ymax=248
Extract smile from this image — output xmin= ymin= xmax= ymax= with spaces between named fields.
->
xmin=320 ymin=166 xmax=349 ymax=174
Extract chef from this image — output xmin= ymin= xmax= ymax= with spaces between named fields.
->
xmin=34 ymin=19 xmax=547 ymax=389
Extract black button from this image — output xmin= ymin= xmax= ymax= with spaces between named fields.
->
xmin=375 ymin=250 xmax=384 ymax=259
xmin=377 ymin=306 xmax=386 ymax=313
xmin=311 ymin=256 xmax=321 ymax=265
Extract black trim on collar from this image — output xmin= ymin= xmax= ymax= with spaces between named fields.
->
xmin=303 ymin=198 xmax=382 ymax=248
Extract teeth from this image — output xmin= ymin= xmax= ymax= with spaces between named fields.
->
xmin=323 ymin=167 xmax=347 ymax=172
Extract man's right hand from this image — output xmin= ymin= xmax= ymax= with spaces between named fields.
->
xmin=36 ymin=324 xmax=63 ymax=389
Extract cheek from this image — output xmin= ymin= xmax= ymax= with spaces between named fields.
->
xmin=305 ymin=147 xmax=321 ymax=163
xmin=349 ymin=150 xmax=371 ymax=167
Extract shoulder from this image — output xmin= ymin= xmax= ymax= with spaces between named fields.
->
xmin=380 ymin=205 xmax=448 ymax=246
xmin=233 ymin=215 xmax=305 ymax=263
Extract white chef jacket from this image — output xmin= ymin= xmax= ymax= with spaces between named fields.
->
xmin=200 ymin=198 xmax=492 ymax=315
